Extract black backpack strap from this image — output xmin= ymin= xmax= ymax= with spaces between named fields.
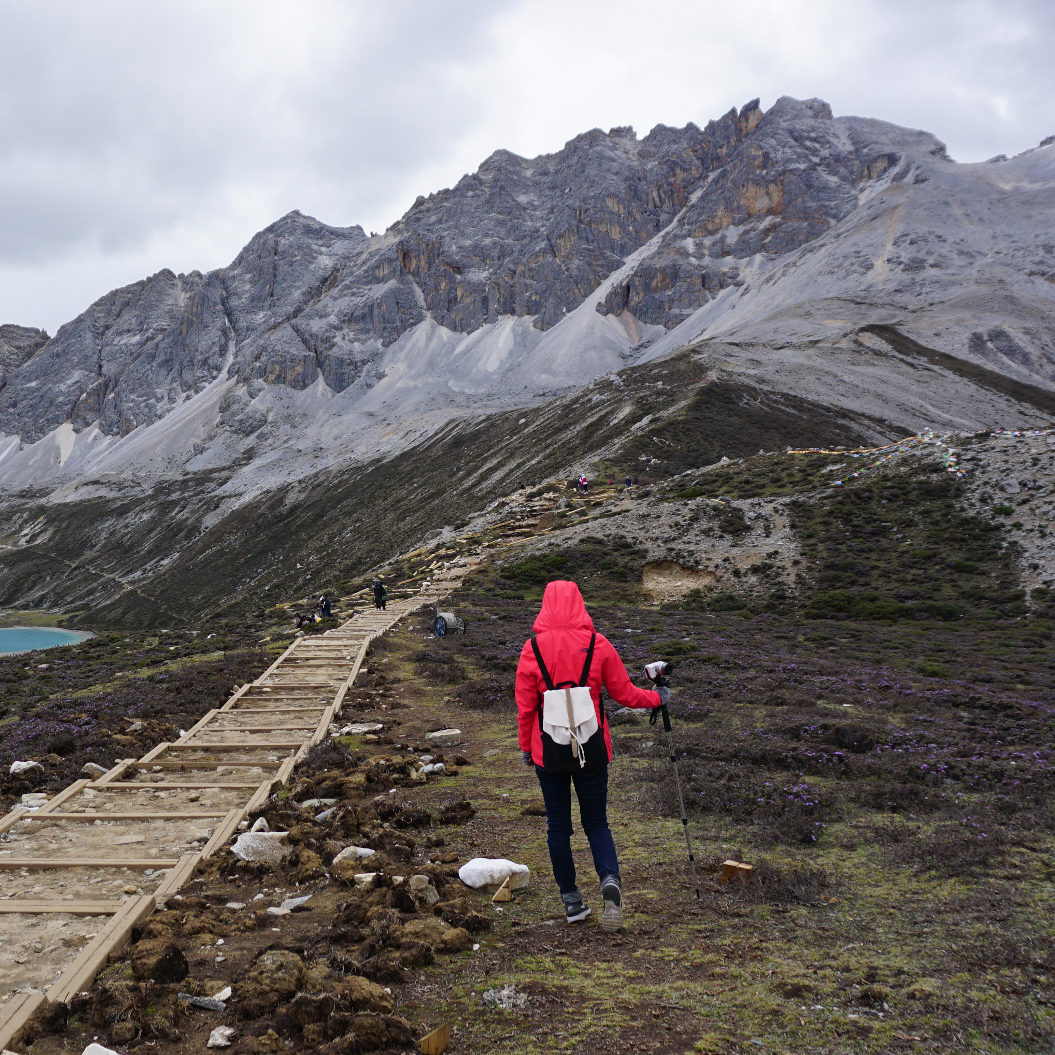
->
xmin=578 ymin=633 xmax=596 ymax=686
xmin=530 ymin=637 xmax=555 ymax=691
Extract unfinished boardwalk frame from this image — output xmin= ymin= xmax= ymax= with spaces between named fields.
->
xmin=0 ymin=587 xmax=457 ymax=1051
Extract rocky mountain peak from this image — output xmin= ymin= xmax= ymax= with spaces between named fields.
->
xmin=0 ymin=94 xmax=1051 ymax=468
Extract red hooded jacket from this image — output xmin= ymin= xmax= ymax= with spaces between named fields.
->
xmin=516 ymin=580 xmax=661 ymax=765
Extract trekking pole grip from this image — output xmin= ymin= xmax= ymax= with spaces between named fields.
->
xmin=660 ymin=703 xmax=672 ymax=733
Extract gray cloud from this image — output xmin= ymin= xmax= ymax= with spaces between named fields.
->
xmin=1 ymin=0 xmax=1052 ymax=333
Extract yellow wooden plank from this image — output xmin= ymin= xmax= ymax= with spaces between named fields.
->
xmin=0 ymin=899 xmax=123 ymax=914
xmin=0 ymin=858 xmax=179 ymax=870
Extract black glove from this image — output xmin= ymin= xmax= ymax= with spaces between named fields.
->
xmin=521 ymin=750 xmax=534 ymax=767
xmin=655 ymin=686 xmax=670 ymax=706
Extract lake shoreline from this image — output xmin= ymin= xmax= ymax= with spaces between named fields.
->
xmin=0 ymin=626 xmax=96 ymax=656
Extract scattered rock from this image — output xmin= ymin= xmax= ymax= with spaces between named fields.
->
xmin=230 ymin=831 xmax=291 ymax=864
xmin=178 ymin=992 xmax=227 ymax=1011
xmin=459 ymin=857 xmax=530 ymax=892
xmin=483 ymin=984 xmax=529 ymax=1010
xmin=267 ymin=894 xmax=312 ymax=916
xmin=207 ymin=1026 xmax=237 ymax=1048
xmin=9 ymin=761 xmax=44 ymax=776
xmin=81 ymin=762 xmax=108 ymax=778
xmin=82 ymin=1045 xmax=125 ymax=1055
xmin=426 ymin=728 xmax=461 ymax=746
xmin=250 ymin=817 xmax=270 ymax=833
xmin=408 ymin=874 xmax=440 ymax=905
xmin=333 ymin=845 xmax=376 ymax=864
xmin=337 ymin=723 xmax=384 ymax=736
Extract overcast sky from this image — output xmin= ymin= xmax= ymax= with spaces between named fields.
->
xmin=2 ymin=0 xmax=1053 ymax=334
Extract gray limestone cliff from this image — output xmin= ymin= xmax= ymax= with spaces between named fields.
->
xmin=0 ymin=95 xmax=1053 ymax=449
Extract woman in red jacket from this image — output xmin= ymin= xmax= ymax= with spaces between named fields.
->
xmin=515 ymin=580 xmax=666 ymax=931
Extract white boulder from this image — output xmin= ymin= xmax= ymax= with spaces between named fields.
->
xmin=459 ymin=857 xmax=530 ymax=892
xmin=9 ymin=761 xmax=44 ymax=776
xmin=332 ymin=845 xmax=375 ymax=864
xmin=337 ymin=722 xmax=384 ymax=736
xmin=426 ymin=728 xmax=461 ymax=745
xmin=230 ymin=831 xmax=291 ymax=864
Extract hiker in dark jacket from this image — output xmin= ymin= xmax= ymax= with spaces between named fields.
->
xmin=515 ymin=580 xmax=666 ymax=931
xmin=372 ymin=579 xmax=387 ymax=610
xmin=318 ymin=595 xmax=332 ymax=618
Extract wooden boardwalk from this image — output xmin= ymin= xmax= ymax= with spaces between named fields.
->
xmin=0 ymin=585 xmax=458 ymax=1050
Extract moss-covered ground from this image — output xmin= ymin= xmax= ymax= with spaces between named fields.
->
xmin=381 ymin=579 xmax=1055 ymax=1054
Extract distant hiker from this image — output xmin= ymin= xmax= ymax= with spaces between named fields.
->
xmin=515 ymin=580 xmax=667 ymax=932
xmin=625 ymin=476 xmax=631 ymax=488
xmin=633 ymin=476 xmax=638 ymax=485
xmin=580 ymin=475 xmax=589 ymax=495
xmin=318 ymin=594 xmax=332 ymax=618
xmin=372 ymin=579 xmax=388 ymax=610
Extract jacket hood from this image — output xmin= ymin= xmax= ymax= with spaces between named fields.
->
xmin=533 ymin=580 xmax=594 ymax=633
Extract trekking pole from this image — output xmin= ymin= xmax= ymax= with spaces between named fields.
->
xmin=645 ymin=661 xmax=701 ymax=901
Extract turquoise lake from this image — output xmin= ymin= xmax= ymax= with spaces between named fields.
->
xmin=0 ymin=626 xmax=94 ymax=655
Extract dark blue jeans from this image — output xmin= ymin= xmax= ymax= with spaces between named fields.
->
xmin=535 ymin=764 xmax=619 ymax=901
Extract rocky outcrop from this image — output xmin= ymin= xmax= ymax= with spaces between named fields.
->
xmin=0 ymin=324 xmax=49 ymax=389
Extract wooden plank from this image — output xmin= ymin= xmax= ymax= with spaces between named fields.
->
xmin=94 ymin=758 xmax=138 ymax=784
xmin=0 ymin=807 xmax=27 ymax=834
xmin=126 ymin=760 xmax=286 ymax=770
xmin=0 ymin=990 xmax=47 ymax=1052
xmin=223 ymin=705 xmax=331 ymax=713
xmin=35 ymin=811 xmax=228 ymax=821
xmin=332 ymin=637 xmax=372 ymax=713
xmin=0 ymin=858 xmax=179 ymax=870
xmin=35 ymin=779 xmax=89 ymax=815
xmin=199 ymin=807 xmax=245 ymax=860
xmin=137 ymin=742 xmax=170 ymax=764
xmin=153 ymin=853 xmax=201 ymax=903
xmin=243 ymin=776 xmax=280 ymax=814
xmin=48 ymin=894 xmax=156 ymax=1004
xmin=197 ymin=723 xmax=320 ymax=732
xmin=221 ymin=681 xmax=253 ymax=708
xmin=91 ymin=781 xmax=262 ymax=789
xmin=163 ymin=741 xmax=305 ymax=750
xmin=175 ymin=708 xmax=219 ymax=741
xmin=255 ymin=639 xmax=301 ymax=681
xmin=419 ymin=1022 xmax=451 ymax=1055
xmin=0 ymin=899 xmax=123 ymax=914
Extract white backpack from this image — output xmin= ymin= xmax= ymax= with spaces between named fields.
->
xmin=531 ymin=634 xmax=599 ymax=769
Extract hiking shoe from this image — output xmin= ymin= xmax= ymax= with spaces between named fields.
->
xmin=601 ymin=877 xmax=624 ymax=933
xmin=565 ymin=899 xmax=591 ymax=923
